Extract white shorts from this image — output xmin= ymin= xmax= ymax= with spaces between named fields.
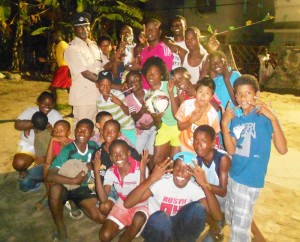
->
xmin=17 ymin=140 xmax=35 ymax=157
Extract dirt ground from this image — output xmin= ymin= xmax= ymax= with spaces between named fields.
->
xmin=0 ymin=79 xmax=299 ymax=242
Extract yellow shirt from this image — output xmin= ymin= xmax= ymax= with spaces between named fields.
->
xmin=55 ymin=41 xmax=68 ymax=67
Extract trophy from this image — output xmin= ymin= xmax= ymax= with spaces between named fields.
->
xmin=123 ymin=33 xmax=136 ymax=66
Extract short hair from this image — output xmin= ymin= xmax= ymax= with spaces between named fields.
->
xmin=109 ymin=139 xmax=128 ymax=154
xmin=145 ymin=18 xmax=162 ymax=30
xmin=54 ymin=120 xmax=71 ymax=131
xmin=141 ymin=56 xmax=169 ymax=80
xmin=37 ymin=91 xmax=55 ymax=104
xmin=233 ymin=74 xmax=259 ymax=93
xmin=185 ymin=27 xmax=201 ymax=41
xmin=208 ymin=50 xmax=227 ymax=61
xmin=76 ymin=118 xmax=94 ymax=130
xmin=32 ymin=111 xmax=48 ymax=131
xmin=97 ymin=36 xmax=111 ymax=46
xmin=193 ymin=125 xmax=216 ymax=141
xmin=103 ymin=119 xmax=121 ymax=132
xmin=171 ymin=15 xmax=187 ymax=26
xmin=195 ymin=77 xmax=216 ymax=94
xmin=172 ymin=67 xmax=189 ymax=76
xmin=125 ymin=71 xmax=142 ymax=82
xmin=95 ymin=111 xmax=112 ymax=123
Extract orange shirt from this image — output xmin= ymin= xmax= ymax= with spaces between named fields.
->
xmin=175 ymin=99 xmax=220 ymax=152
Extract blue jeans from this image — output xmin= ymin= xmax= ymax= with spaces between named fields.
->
xmin=19 ymin=165 xmax=43 ymax=192
xmin=142 ymin=201 xmax=206 ymax=242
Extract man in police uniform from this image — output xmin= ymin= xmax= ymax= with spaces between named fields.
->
xmin=64 ymin=12 xmax=108 ymax=128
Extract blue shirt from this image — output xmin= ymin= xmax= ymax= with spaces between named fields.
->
xmin=229 ymin=108 xmax=273 ymax=188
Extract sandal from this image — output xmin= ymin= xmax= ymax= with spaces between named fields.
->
xmin=52 ymin=232 xmax=68 ymax=242
xmin=35 ymin=197 xmax=48 ymax=211
xmin=64 ymin=201 xmax=83 ymax=220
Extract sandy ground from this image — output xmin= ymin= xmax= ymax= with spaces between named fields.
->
xmin=0 ymin=79 xmax=299 ymax=242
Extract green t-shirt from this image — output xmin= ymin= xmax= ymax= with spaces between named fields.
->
xmin=51 ymin=140 xmax=99 ymax=187
xmin=160 ymin=81 xmax=177 ymax=126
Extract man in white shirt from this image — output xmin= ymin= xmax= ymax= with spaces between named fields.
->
xmin=64 ymin=12 xmax=108 ymax=128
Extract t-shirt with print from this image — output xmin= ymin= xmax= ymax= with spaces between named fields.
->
xmin=96 ymin=89 xmax=135 ymax=131
xmin=175 ymin=99 xmax=220 ymax=152
xmin=104 ymin=157 xmax=146 ymax=205
xmin=51 ymin=140 xmax=99 ymax=187
xmin=159 ymin=81 xmax=178 ymax=126
xmin=229 ymin=108 xmax=273 ymax=188
xmin=148 ymin=174 xmax=205 ymax=216
xmin=125 ymin=91 xmax=153 ymax=134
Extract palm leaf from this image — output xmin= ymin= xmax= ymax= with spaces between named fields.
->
xmin=116 ymin=1 xmax=143 ymax=21
xmin=102 ymin=13 xmax=124 ymax=22
xmin=31 ymin=27 xmax=50 ymax=36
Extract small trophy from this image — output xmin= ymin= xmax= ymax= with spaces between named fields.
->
xmin=123 ymin=34 xmax=136 ymax=66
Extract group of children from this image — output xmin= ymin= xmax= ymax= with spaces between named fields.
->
xmin=12 ymin=14 xmax=288 ymax=242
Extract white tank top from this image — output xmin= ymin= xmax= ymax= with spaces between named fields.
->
xmin=183 ymin=53 xmax=208 ymax=85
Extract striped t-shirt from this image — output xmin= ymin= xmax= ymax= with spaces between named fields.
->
xmin=96 ymin=89 xmax=135 ymax=130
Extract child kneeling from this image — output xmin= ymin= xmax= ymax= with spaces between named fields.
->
xmin=93 ymin=140 xmax=149 ymax=241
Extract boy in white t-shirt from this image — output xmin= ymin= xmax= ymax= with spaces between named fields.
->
xmin=124 ymin=152 xmax=222 ymax=242
xmin=93 ymin=140 xmax=149 ymax=241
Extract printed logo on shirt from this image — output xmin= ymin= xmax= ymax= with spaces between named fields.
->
xmin=160 ymin=196 xmax=187 ymax=216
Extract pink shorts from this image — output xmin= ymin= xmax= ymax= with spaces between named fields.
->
xmin=107 ymin=201 xmax=149 ymax=234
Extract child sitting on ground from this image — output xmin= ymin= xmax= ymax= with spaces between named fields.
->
xmin=93 ymin=140 xmax=149 ymax=241
xmin=13 ymin=91 xmax=62 ymax=186
xmin=98 ymin=119 xmax=141 ymax=181
xmin=90 ymin=111 xmax=133 ymax=147
xmin=19 ymin=111 xmax=52 ymax=192
xmin=176 ymin=77 xmax=220 ymax=152
xmin=193 ymin=125 xmax=231 ymax=241
xmin=221 ymin=74 xmax=287 ymax=241
xmin=47 ymin=119 xmax=107 ymax=242
xmin=96 ymin=70 xmax=136 ymax=146
xmin=39 ymin=120 xmax=82 ymax=219
xmin=124 ymin=152 xmax=222 ymax=242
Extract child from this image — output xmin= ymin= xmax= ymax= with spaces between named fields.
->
xmin=125 ymin=71 xmax=156 ymax=156
xmin=124 ymin=152 xmax=222 ymax=242
xmin=141 ymin=56 xmax=180 ymax=166
xmin=96 ymin=70 xmax=137 ymax=146
xmin=93 ymin=140 xmax=149 ymax=241
xmin=90 ymin=111 xmax=133 ymax=147
xmin=193 ymin=125 xmax=231 ymax=240
xmin=176 ymin=77 xmax=220 ymax=152
xmin=19 ymin=111 xmax=52 ymax=192
xmin=98 ymin=119 xmax=140 ymax=180
xmin=37 ymin=120 xmax=74 ymax=212
xmin=47 ymin=119 xmax=107 ymax=241
xmin=13 ymin=91 xmax=62 ymax=181
xmin=221 ymin=74 xmax=287 ymax=241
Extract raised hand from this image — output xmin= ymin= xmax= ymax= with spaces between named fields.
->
xmin=140 ymin=149 xmax=149 ymax=174
xmin=187 ymin=160 xmax=208 ymax=187
xmin=221 ymin=100 xmax=239 ymax=126
xmin=151 ymin=157 xmax=173 ymax=182
xmin=92 ymin=150 xmax=102 ymax=172
xmin=208 ymin=30 xmax=220 ymax=52
xmin=109 ymin=93 xmax=122 ymax=106
xmin=253 ymin=97 xmax=277 ymax=121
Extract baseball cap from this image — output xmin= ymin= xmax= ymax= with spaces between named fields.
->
xmin=173 ymin=151 xmax=196 ymax=168
xmin=97 ymin=71 xmax=114 ymax=82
